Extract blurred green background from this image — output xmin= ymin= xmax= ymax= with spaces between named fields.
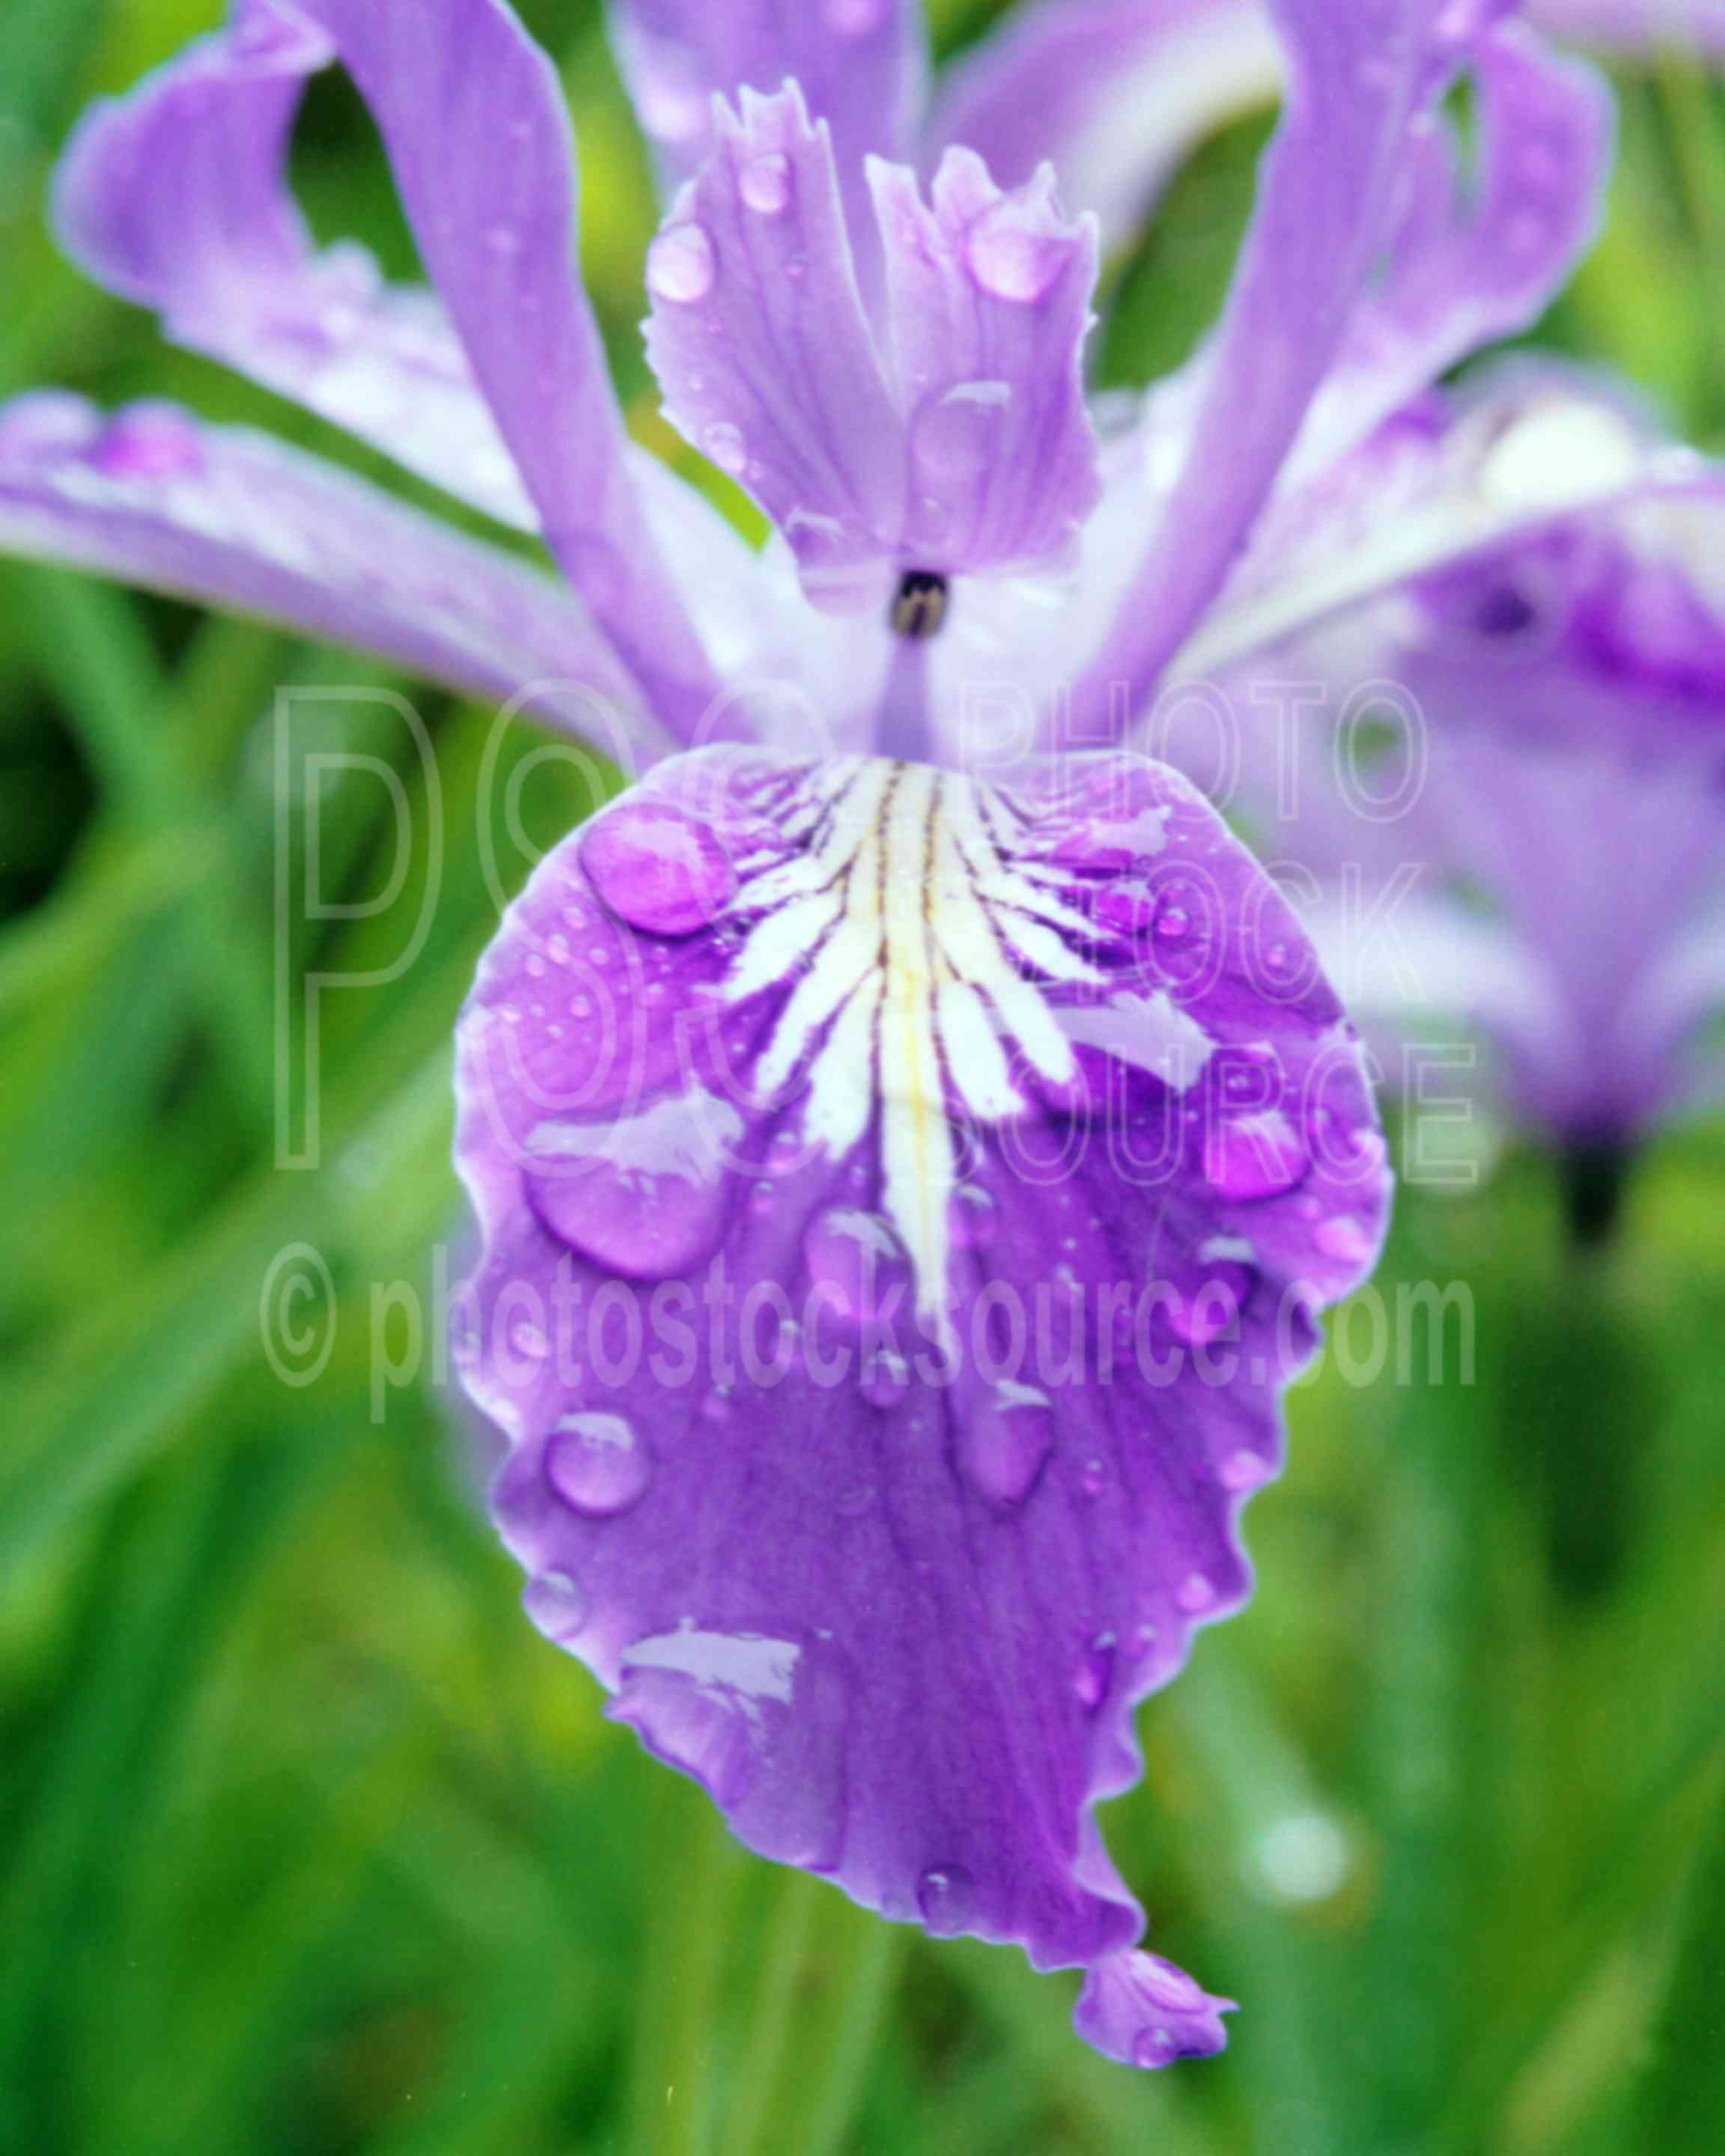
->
xmin=4 ymin=2 xmax=1725 ymax=2152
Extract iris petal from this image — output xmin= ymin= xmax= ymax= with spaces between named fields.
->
xmin=454 ymin=744 xmax=1390 ymax=2055
xmin=54 ymin=0 xmax=718 ymax=732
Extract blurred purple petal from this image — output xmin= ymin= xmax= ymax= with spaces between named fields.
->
xmin=455 ymin=743 xmax=1388 ymax=2045
xmin=0 ymin=392 xmax=657 ymax=745
xmin=1080 ymin=0 xmax=1514 ymax=726
xmin=1223 ymin=378 xmax=1725 ymax=1143
xmin=931 ymin=0 xmax=1721 ymax=256
xmin=1173 ymin=366 xmax=1716 ymax=680
xmin=1292 ymin=27 xmax=1613 ymax=478
xmin=57 ymin=0 xmax=718 ymax=734
xmin=52 ymin=9 xmax=535 ymax=532
xmin=1535 ymin=0 xmax=1725 ymax=47
xmin=928 ymin=0 xmax=1281 ymax=254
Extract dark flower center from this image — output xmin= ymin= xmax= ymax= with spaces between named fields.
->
xmin=891 ymin=570 xmax=950 ymax=640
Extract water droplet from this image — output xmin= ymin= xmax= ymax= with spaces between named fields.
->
xmin=646 ymin=221 xmax=717 ymax=304
xmin=701 ymin=1386 xmax=734 ymax=1425
xmin=1176 ymin=1571 xmax=1215 ymax=1615
xmin=1153 ymin=899 xmax=1190 ymax=942
xmin=93 ymin=402 xmax=207 ymax=480
xmin=951 ymin=1183 xmax=998 ymax=1251
xmin=1098 ymin=881 xmax=1157 ymax=934
xmin=1221 ymin=1041 xmax=1283 ymax=1104
xmin=1079 ymin=1456 xmax=1106 ymax=1498
xmin=1312 ymin=1213 xmax=1375 ymax=1266
xmin=547 ymin=1411 xmax=652 ymax=1517
xmin=510 ymin=1320 xmax=550 ymax=1361
xmin=523 ymin=1570 xmax=588 ymax=1642
xmin=1132 ymin=2026 xmax=1177 ymax=2069
xmin=803 ymin=1210 xmax=910 ymax=1329
xmin=1167 ymin=1260 xmax=1253 ymax=1348
xmin=740 ymin=152 xmax=791 ymax=216
xmin=700 ymin=419 xmax=749 ymax=475
xmin=960 ymin=1384 xmax=1053 ymax=1505
xmin=1218 ymin=1449 xmax=1272 ymax=1493
xmin=526 ymin=1085 xmax=740 ymax=1280
xmin=1073 ymin=1631 xmax=1116 ymax=1710
xmin=581 ymin=801 xmax=739 ymax=936
xmin=916 ymin=1865 xmax=976 ymax=1935
xmin=908 ymin=385 xmax=1004 ymax=490
xmin=860 ymin=1349 xmax=909 ymax=1410
xmin=966 ymin=200 xmax=1071 ymax=303
xmin=1202 ymin=1109 xmax=1308 ymax=1201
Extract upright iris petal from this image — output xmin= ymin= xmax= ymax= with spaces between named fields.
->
xmin=643 ymin=84 xmax=1101 ymax=613
xmin=457 ymin=746 xmax=1389 ymax=2017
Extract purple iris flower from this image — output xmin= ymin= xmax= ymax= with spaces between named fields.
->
xmin=2 ymin=0 xmax=1718 ymax=2074
xmin=1207 ymin=366 xmax=1725 ymax=1237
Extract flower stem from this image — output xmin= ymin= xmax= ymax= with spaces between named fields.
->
xmin=624 ymin=1778 xmax=737 ymax=2156
xmin=721 ymin=1872 xmax=904 ymax=2156
xmin=1557 ymin=1139 xmax=1634 ymax=1258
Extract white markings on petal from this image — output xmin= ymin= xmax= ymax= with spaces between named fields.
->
xmin=938 ymin=978 xmax=1022 ymax=1121
xmin=718 ymin=758 xmax=1107 ymax=1322
xmin=805 ymin=975 xmax=883 ymax=1157
xmin=878 ymin=764 xmax=954 ymax=1336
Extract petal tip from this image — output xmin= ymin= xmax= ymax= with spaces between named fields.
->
xmin=1074 ymin=1948 xmax=1238 ymax=2070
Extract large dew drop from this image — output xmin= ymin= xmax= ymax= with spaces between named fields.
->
xmin=547 ymin=1411 xmax=652 ymax=1517
xmin=523 ymin=1570 xmax=589 ymax=1642
xmin=916 ymin=1865 xmax=976 ymax=1936
xmin=1202 ymin=1108 xmax=1308 ymax=1201
xmin=700 ymin=421 xmax=749 ymax=475
xmin=646 ymin=221 xmax=717 ymax=305
xmin=803 ymin=1209 xmax=910 ymax=1329
xmin=526 ymin=1085 xmax=744 ymax=1281
xmin=966 ymin=201 xmax=1071 ymax=305
xmin=581 ymin=803 xmax=739 ymax=936
xmin=959 ymin=1383 xmax=1054 ymax=1505
xmin=740 ymin=153 xmax=791 ymax=216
